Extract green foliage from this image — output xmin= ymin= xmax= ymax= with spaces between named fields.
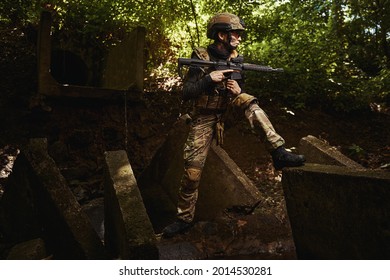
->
xmin=0 ymin=0 xmax=389 ymax=112
xmin=0 ymin=0 xmax=39 ymax=24
xmin=348 ymin=143 xmax=366 ymax=158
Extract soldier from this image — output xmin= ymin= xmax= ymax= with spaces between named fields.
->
xmin=162 ymin=12 xmax=305 ymax=238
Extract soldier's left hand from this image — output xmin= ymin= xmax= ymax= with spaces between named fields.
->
xmin=226 ymin=79 xmax=241 ymax=96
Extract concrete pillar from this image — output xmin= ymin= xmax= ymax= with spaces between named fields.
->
xmin=102 ymin=27 xmax=146 ymax=92
xmin=24 ymin=138 xmax=107 ymax=259
xmin=104 ymin=150 xmax=158 ymax=259
xmin=37 ymin=11 xmax=59 ymax=97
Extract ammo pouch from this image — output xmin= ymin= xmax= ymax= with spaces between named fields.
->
xmin=195 ymin=95 xmax=229 ymax=113
xmin=192 ymin=47 xmax=233 ymax=114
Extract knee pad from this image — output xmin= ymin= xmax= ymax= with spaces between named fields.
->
xmin=232 ymin=93 xmax=257 ymax=110
xmin=185 ymin=167 xmax=202 ymax=182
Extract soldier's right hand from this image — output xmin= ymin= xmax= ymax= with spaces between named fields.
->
xmin=209 ymin=69 xmax=234 ymax=83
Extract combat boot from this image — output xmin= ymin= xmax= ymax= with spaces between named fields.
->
xmin=162 ymin=219 xmax=193 ymax=238
xmin=271 ymin=146 xmax=305 ymax=170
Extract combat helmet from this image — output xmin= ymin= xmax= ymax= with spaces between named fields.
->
xmin=207 ymin=12 xmax=245 ymax=39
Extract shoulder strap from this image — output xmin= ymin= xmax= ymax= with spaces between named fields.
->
xmin=193 ymin=47 xmax=210 ymax=61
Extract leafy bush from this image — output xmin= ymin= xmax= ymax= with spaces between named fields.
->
xmin=1 ymin=0 xmax=389 ymax=113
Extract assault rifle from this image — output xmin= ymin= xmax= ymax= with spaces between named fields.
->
xmin=178 ymin=57 xmax=284 ymax=80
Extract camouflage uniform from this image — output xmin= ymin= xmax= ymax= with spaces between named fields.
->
xmin=176 ymin=48 xmax=285 ymax=223
xmin=177 ymin=114 xmax=219 ymax=222
xmin=162 ymin=13 xmax=303 ymax=233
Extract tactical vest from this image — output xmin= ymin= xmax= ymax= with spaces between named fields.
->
xmin=192 ymin=47 xmax=231 ymax=113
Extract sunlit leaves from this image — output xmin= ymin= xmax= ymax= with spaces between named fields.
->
xmin=0 ymin=0 xmax=389 ymax=111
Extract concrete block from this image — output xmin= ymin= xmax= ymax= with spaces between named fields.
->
xmin=299 ymin=135 xmax=364 ymax=169
xmin=195 ymin=143 xmax=262 ymax=220
xmin=23 ymin=138 xmax=107 ymax=259
xmin=6 ymin=238 xmax=48 ymax=260
xmin=282 ymin=163 xmax=390 ymax=259
xmin=102 ymin=27 xmax=145 ymax=92
xmin=37 ymin=11 xmax=143 ymax=100
xmin=104 ymin=150 xmax=158 ymax=259
xmin=138 ymin=118 xmax=262 ymax=223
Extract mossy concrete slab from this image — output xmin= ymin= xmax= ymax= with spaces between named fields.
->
xmin=104 ymin=150 xmax=158 ymax=259
xmin=299 ymin=135 xmax=364 ymax=169
xmin=23 ymin=138 xmax=106 ymax=259
xmin=282 ymin=163 xmax=390 ymax=259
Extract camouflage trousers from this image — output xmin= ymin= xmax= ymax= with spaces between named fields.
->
xmin=244 ymin=102 xmax=285 ymax=150
xmin=177 ymin=96 xmax=285 ymax=223
xmin=177 ymin=114 xmax=218 ymax=222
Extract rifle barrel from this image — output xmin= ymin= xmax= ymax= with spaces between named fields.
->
xmin=178 ymin=58 xmax=284 ymax=75
xmin=243 ymin=63 xmax=284 ymax=72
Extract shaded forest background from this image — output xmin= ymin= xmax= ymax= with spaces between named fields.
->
xmin=1 ymin=0 xmax=389 ymax=112
xmin=0 ymin=0 xmax=389 ymax=174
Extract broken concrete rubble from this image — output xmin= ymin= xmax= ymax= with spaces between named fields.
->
xmin=3 ymin=132 xmax=384 ymax=260
xmin=6 ymin=238 xmax=48 ymax=260
xmin=282 ymin=135 xmax=390 ymax=259
xmin=0 ymin=138 xmax=107 ymax=259
xmin=137 ymin=118 xmax=296 ymax=259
